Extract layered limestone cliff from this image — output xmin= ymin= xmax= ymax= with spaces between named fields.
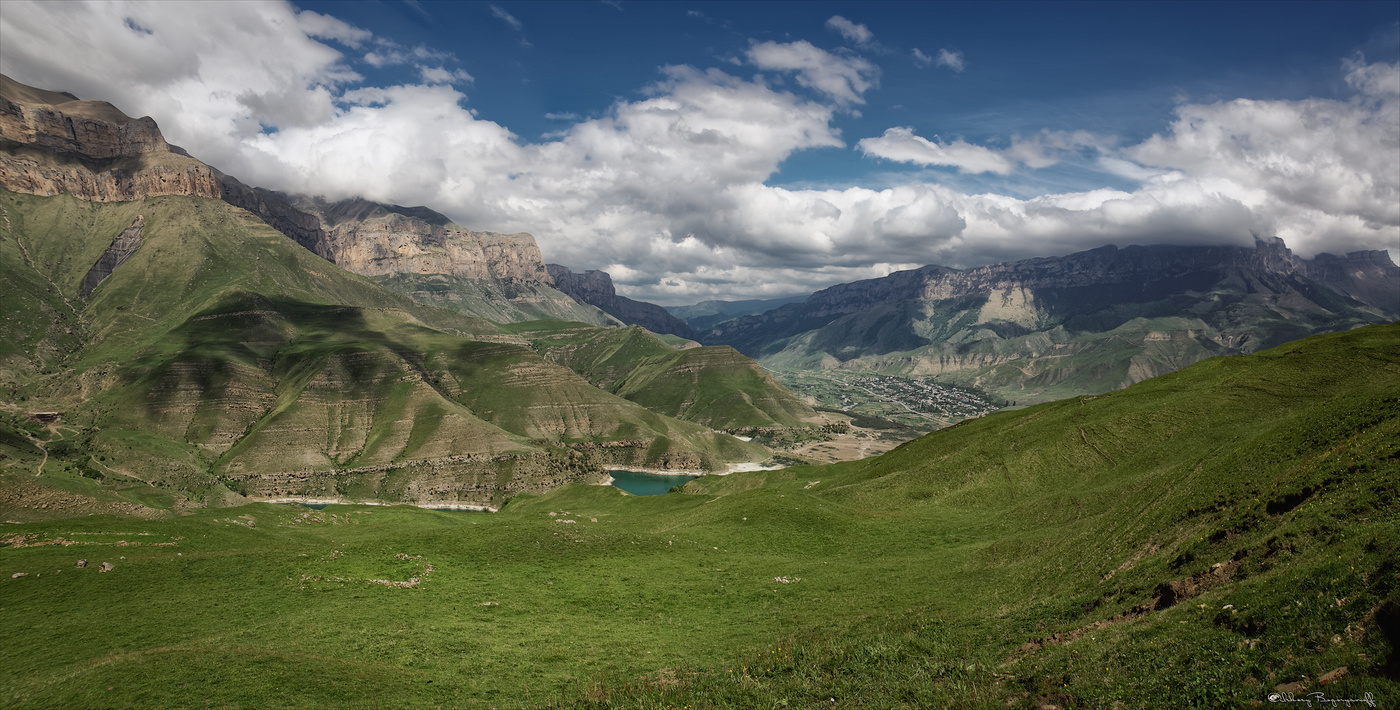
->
xmin=0 ymin=74 xmax=217 ymax=201
xmin=547 ymin=264 xmax=695 ymax=338
xmin=304 ymin=196 xmax=550 ymax=283
xmin=211 ymin=181 xmax=606 ymax=323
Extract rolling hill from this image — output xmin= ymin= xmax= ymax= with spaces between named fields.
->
xmin=504 ymin=320 xmax=818 ymax=430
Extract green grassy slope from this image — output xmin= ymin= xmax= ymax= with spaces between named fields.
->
xmin=506 ymin=320 xmax=817 ymax=429
xmin=372 ymin=273 xmax=618 ymax=327
xmin=2 ymin=324 xmax=1393 ymax=709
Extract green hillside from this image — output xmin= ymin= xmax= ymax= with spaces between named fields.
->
xmin=372 ymin=272 xmax=617 ymax=327
xmin=505 ymin=320 xmax=818 ymax=429
xmin=2 ymin=323 xmax=1393 ymax=708
xmin=0 ymin=190 xmax=765 ymax=512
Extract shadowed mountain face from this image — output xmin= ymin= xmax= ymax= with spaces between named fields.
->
xmin=546 ymin=264 xmax=695 ymax=338
xmin=703 ymin=239 xmax=1399 ymax=403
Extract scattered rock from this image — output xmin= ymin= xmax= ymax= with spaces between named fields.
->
xmin=1273 ymin=681 xmax=1307 ymax=694
xmin=99 ymin=562 xmax=114 ymax=573
xmin=1318 ymin=667 xmax=1347 ymax=685
xmin=76 ymin=559 xmax=88 ymax=568
xmin=10 ymin=572 xmax=25 ymax=579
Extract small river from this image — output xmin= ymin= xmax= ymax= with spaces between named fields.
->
xmin=608 ymin=470 xmax=698 ymax=496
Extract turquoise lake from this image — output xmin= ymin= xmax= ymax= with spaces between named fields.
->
xmin=608 ymin=470 xmax=698 ymax=496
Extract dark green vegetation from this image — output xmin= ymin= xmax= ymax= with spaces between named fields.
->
xmin=504 ymin=320 xmax=817 ymax=430
xmin=0 ymin=190 xmax=764 ymax=512
xmin=3 ymin=323 xmax=1395 ymax=709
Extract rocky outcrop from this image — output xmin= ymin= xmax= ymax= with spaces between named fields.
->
xmin=79 ymin=215 xmax=144 ymax=298
xmin=547 ymin=265 xmax=695 ymax=338
xmin=216 ymin=172 xmax=332 ymax=259
xmin=0 ymin=74 xmax=217 ymax=201
xmin=308 ymin=197 xmax=550 ymax=283
xmin=1301 ymin=249 xmax=1400 ymax=316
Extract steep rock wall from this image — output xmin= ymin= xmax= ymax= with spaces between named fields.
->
xmin=547 ymin=264 xmax=695 ymax=338
xmin=0 ymin=74 xmax=217 ymax=201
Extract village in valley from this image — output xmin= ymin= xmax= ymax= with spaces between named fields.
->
xmin=776 ymin=371 xmax=1002 ymax=430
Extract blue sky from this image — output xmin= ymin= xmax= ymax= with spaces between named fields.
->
xmin=302 ymin=0 xmax=1398 ymax=194
xmin=2 ymin=1 xmax=1397 ymax=303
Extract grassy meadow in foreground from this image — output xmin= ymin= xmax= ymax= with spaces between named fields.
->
xmin=1 ymin=323 xmax=1397 ymax=709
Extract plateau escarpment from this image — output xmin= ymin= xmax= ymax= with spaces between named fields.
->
xmin=215 ymin=177 xmax=614 ymax=325
xmin=547 ymin=264 xmax=695 ymax=338
xmin=0 ymin=74 xmax=217 ymax=202
xmin=705 ymin=239 xmax=1399 ymax=403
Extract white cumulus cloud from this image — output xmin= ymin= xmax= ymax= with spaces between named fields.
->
xmin=935 ymin=48 xmax=965 ymax=72
xmin=745 ymin=40 xmax=878 ymax=105
xmin=295 ymin=9 xmax=371 ymax=49
xmin=825 ymin=16 xmax=874 ymax=46
xmin=418 ymin=65 xmax=474 ymax=85
xmin=858 ymin=127 xmax=1015 ymax=174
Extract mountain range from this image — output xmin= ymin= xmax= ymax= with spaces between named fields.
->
xmin=697 ymin=239 xmax=1398 ymax=403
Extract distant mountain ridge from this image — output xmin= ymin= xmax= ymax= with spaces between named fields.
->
xmin=546 ymin=264 xmax=695 ymax=338
xmin=666 ymin=295 xmax=810 ymax=332
xmin=704 ymin=238 xmax=1398 ymax=402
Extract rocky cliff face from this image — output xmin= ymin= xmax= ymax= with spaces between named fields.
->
xmin=547 ymin=265 xmax=695 ymax=338
xmin=216 ymin=172 xmax=333 ymax=260
xmin=79 ymin=215 xmax=144 ymax=298
xmin=215 ymin=184 xmax=605 ymax=323
xmin=0 ymin=74 xmax=217 ymax=201
xmin=306 ymin=197 xmax=550 ymax=282
xmin=1300 ymin=249 xmax=1400 ymax=316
